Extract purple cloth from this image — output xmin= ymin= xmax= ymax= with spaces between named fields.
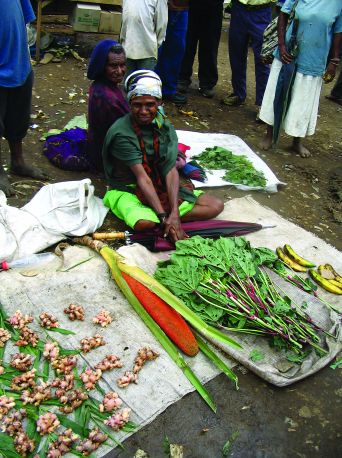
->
xmin=43 ymin=127 xmax=90 ymax=171
xmin=86 ymin=79 xmax=130 ymax=171
xmin=87 ymin=39 xmax=119 ymax=80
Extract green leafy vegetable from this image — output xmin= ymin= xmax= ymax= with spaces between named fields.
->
xmin=196 ymin=146 xmax=267 ymax=188
xmin=222 ymin=431 xmax=239 ymax=456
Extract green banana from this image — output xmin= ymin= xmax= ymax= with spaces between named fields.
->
xmin=309 ymin=270 xmax=342 ymax=295
xmin=276 ymin=247 xmax=307 ymax=272
xmin=283 ymin=244 xmax=316 ymax=268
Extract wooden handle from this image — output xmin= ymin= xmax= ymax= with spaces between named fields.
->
xmin=93 ymin=232 xmax=127 ymax=240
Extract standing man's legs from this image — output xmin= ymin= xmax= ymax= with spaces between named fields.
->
xmin=0 ymin=71 xmax=47 ymax=196
xmin=155 ymin=11 xmax=188 ymax=97
xmin=197 ymin=1 xmax=223 ymax=96
xmin=249 ymin=7 xmax=272 ymax=106
xmin=178 ymin=3 xmax=200 ymax=91
xmin=226 ymin=1 xmax=249 ymax=105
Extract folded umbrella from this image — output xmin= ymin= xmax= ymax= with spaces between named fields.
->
xmin=130 ymin=219 xmax=275 ymax=252
xmin=273 ymin=18 xmax=299 ymax=145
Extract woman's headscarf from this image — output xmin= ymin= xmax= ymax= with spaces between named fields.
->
xmin=125 ymin=70 xmax=162 ymax=103
xmin=87 ymin=39 xmax=123 ymax=80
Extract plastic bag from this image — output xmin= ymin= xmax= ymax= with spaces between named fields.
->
xmin=0 ymin=179 xmax=108 ymax=261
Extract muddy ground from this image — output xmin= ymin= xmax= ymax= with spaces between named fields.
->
xmin=1 ymin=24 xmax=341 ymax=458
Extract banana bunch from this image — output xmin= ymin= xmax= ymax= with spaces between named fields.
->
xmin=309 ymin=264 xmax=342 ymax=295
xmin=276 ymin=245 xmax=342 ymax=295
xmin=276 ymin=244 xmax=315 ymax=272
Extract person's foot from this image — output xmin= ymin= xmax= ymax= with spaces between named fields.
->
xmin=0 ymin=168 xmax=14 ymax=196
xmin=292 ymin=139 xmax=311 ymax=158
xmin=325 ymin=94 xmax=342 ymax=106
xmin=260 ymin=136 xmax=273 ymax=151
xmin=198 ymin=87 xmax=214 ymax=98
xmin=221 ymin=93 xmax=245 ymax=106
xmin=163 ymin=92 xmax=187 ymax=105
xmin=177 ymin=80 xmax=190 ymax=94
xmin=11 ymin=163 xmax=49 ymax=180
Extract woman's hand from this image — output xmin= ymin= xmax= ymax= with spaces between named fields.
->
xmin=279 ymin=44 xmax=293 ymax=64
xmin=323 ymin=61 xmax=337 ymax=84
xmin=163 ymin=213 xmax=188 ymax=243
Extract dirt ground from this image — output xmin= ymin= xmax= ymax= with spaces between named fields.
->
xmin=1 ymin=24 xmax=341 ymax=458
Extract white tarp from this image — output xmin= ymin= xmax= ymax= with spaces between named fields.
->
xmin=176 ymin=130 xmax=285 ymax=193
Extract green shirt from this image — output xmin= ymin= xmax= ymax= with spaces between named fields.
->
xmin=102 ymin=113 xmax=178 ymax=190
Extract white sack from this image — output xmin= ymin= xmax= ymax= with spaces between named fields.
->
xmin=0 ymin=179 xmax=108 ymax=262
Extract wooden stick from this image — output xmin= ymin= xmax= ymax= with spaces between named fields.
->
xmin=93 ymin=232 xmax=127 ymax=240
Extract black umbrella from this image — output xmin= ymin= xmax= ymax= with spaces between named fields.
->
xmin=129 ymin=219 xmax=275 ymax=252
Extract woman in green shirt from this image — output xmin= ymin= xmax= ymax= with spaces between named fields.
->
xmin=102 ymin=70 xmax=223 ymax=242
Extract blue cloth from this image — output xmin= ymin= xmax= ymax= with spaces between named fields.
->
xmin=279 ymin=0 xmax=342 ymax=77
xmin=87 ymin=39 xmax=120 ymax=80
xmin=0 ymin=0 xmax=35 ymax=88
xmin=229 ymin=1 xmax=272 ymax=105
xmin=155 ymin=10 xmax=189 ymax=95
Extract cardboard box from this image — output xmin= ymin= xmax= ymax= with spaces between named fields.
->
xmin=99 ymin=10 xmax=122 ymax=34
xmin=72 ymin=3 xmax=101 ymax=33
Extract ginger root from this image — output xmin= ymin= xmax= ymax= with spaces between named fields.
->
xmin=80 ymin=334 xmax=105 ymax=353
xmin=64 ymin=303 xmax=85 ymax=321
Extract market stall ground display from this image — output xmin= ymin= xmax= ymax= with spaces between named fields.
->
xmin=0 ymin=197 xmax=341 ymax=455
xmin=175 ymin=131 xmax=284 ymax=193
xmin=0 ymin=245 xmax=236 ymax=456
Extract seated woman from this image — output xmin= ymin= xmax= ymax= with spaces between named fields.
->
xmin=86 ymin=39 xmax=130 ymax=171
xmin=102 ymin=70 xmax=224 ymax=242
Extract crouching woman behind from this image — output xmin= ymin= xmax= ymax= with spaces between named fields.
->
xmin=102 ymin=70 xmax=223 ymax=242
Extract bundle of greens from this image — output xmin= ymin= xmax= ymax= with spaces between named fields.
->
xmin=155 ymin=236 xmax=330 ymax=358
xmin=196 ymin=146 xmax=267 ymax=188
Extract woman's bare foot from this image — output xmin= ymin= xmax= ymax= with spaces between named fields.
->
xmin=11 ymin=163 xmax=49 ymax=180
xmin=292 ymin=138 xmax=311 ymax=158
xmin=260 ymin=136 xmax=273 ymax=151
xmin=260 ymin=125 xmax=273 ymax=151
xmin=0 ymin=167 xmax=13 ymax=196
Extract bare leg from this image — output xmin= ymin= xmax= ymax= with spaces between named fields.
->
xmin=9 ymin=140 xmax=48 ymax=179
xmin=260 ymin=124 xmax=273 ymax=151
xmin=292 ymin=137 xmax=311 ymax=158
xmin=134 ymin=220 xmax=157 ymax=231
xmin=0 ymin=141 xmax=14 ymax=196
xmin=181 ymin=193 xmax=224 ymax=221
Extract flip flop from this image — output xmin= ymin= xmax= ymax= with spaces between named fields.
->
xmin=325 ymin=95 xmax=342 ymax=106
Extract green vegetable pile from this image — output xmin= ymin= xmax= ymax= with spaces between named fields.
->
xmin=155 ymin=236 xmax=330 ymax=359
xmin=196 ymin=146 xmax=267 ymax=188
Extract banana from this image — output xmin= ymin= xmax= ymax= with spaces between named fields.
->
xmin=328 ymin=279 xmax=342 ymax=289
xmin=320 ymin=264 xmax=342 ymax=284
xmin=283 ymin=244 xmax=316 ymax=268
xmin=276 ymin=247 xmax=307 ymax=272
xmin=309 ymin=270 xmax=342 ymax=295
xmin=317 ymin=264 xmax=335 ymax=280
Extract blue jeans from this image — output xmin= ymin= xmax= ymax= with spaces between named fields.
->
xmin=155 ymin=10 xmax=188 ymax=96
xmin=229 ymin=1 xmax=272 ymax=105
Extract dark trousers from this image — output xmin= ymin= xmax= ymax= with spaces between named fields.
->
xmin=155 ymin=10 xmax=189 ymax=95
xmin=229 ymin=1 xmax=271 ymax=105
xmin=331 ymin=67 xmax=342 ymax=99
xmin=179 ymin=1 xmax=223 ymax=89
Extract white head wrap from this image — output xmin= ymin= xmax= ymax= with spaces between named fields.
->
xmin=125 ymin=70 xmax=162 ymax=102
